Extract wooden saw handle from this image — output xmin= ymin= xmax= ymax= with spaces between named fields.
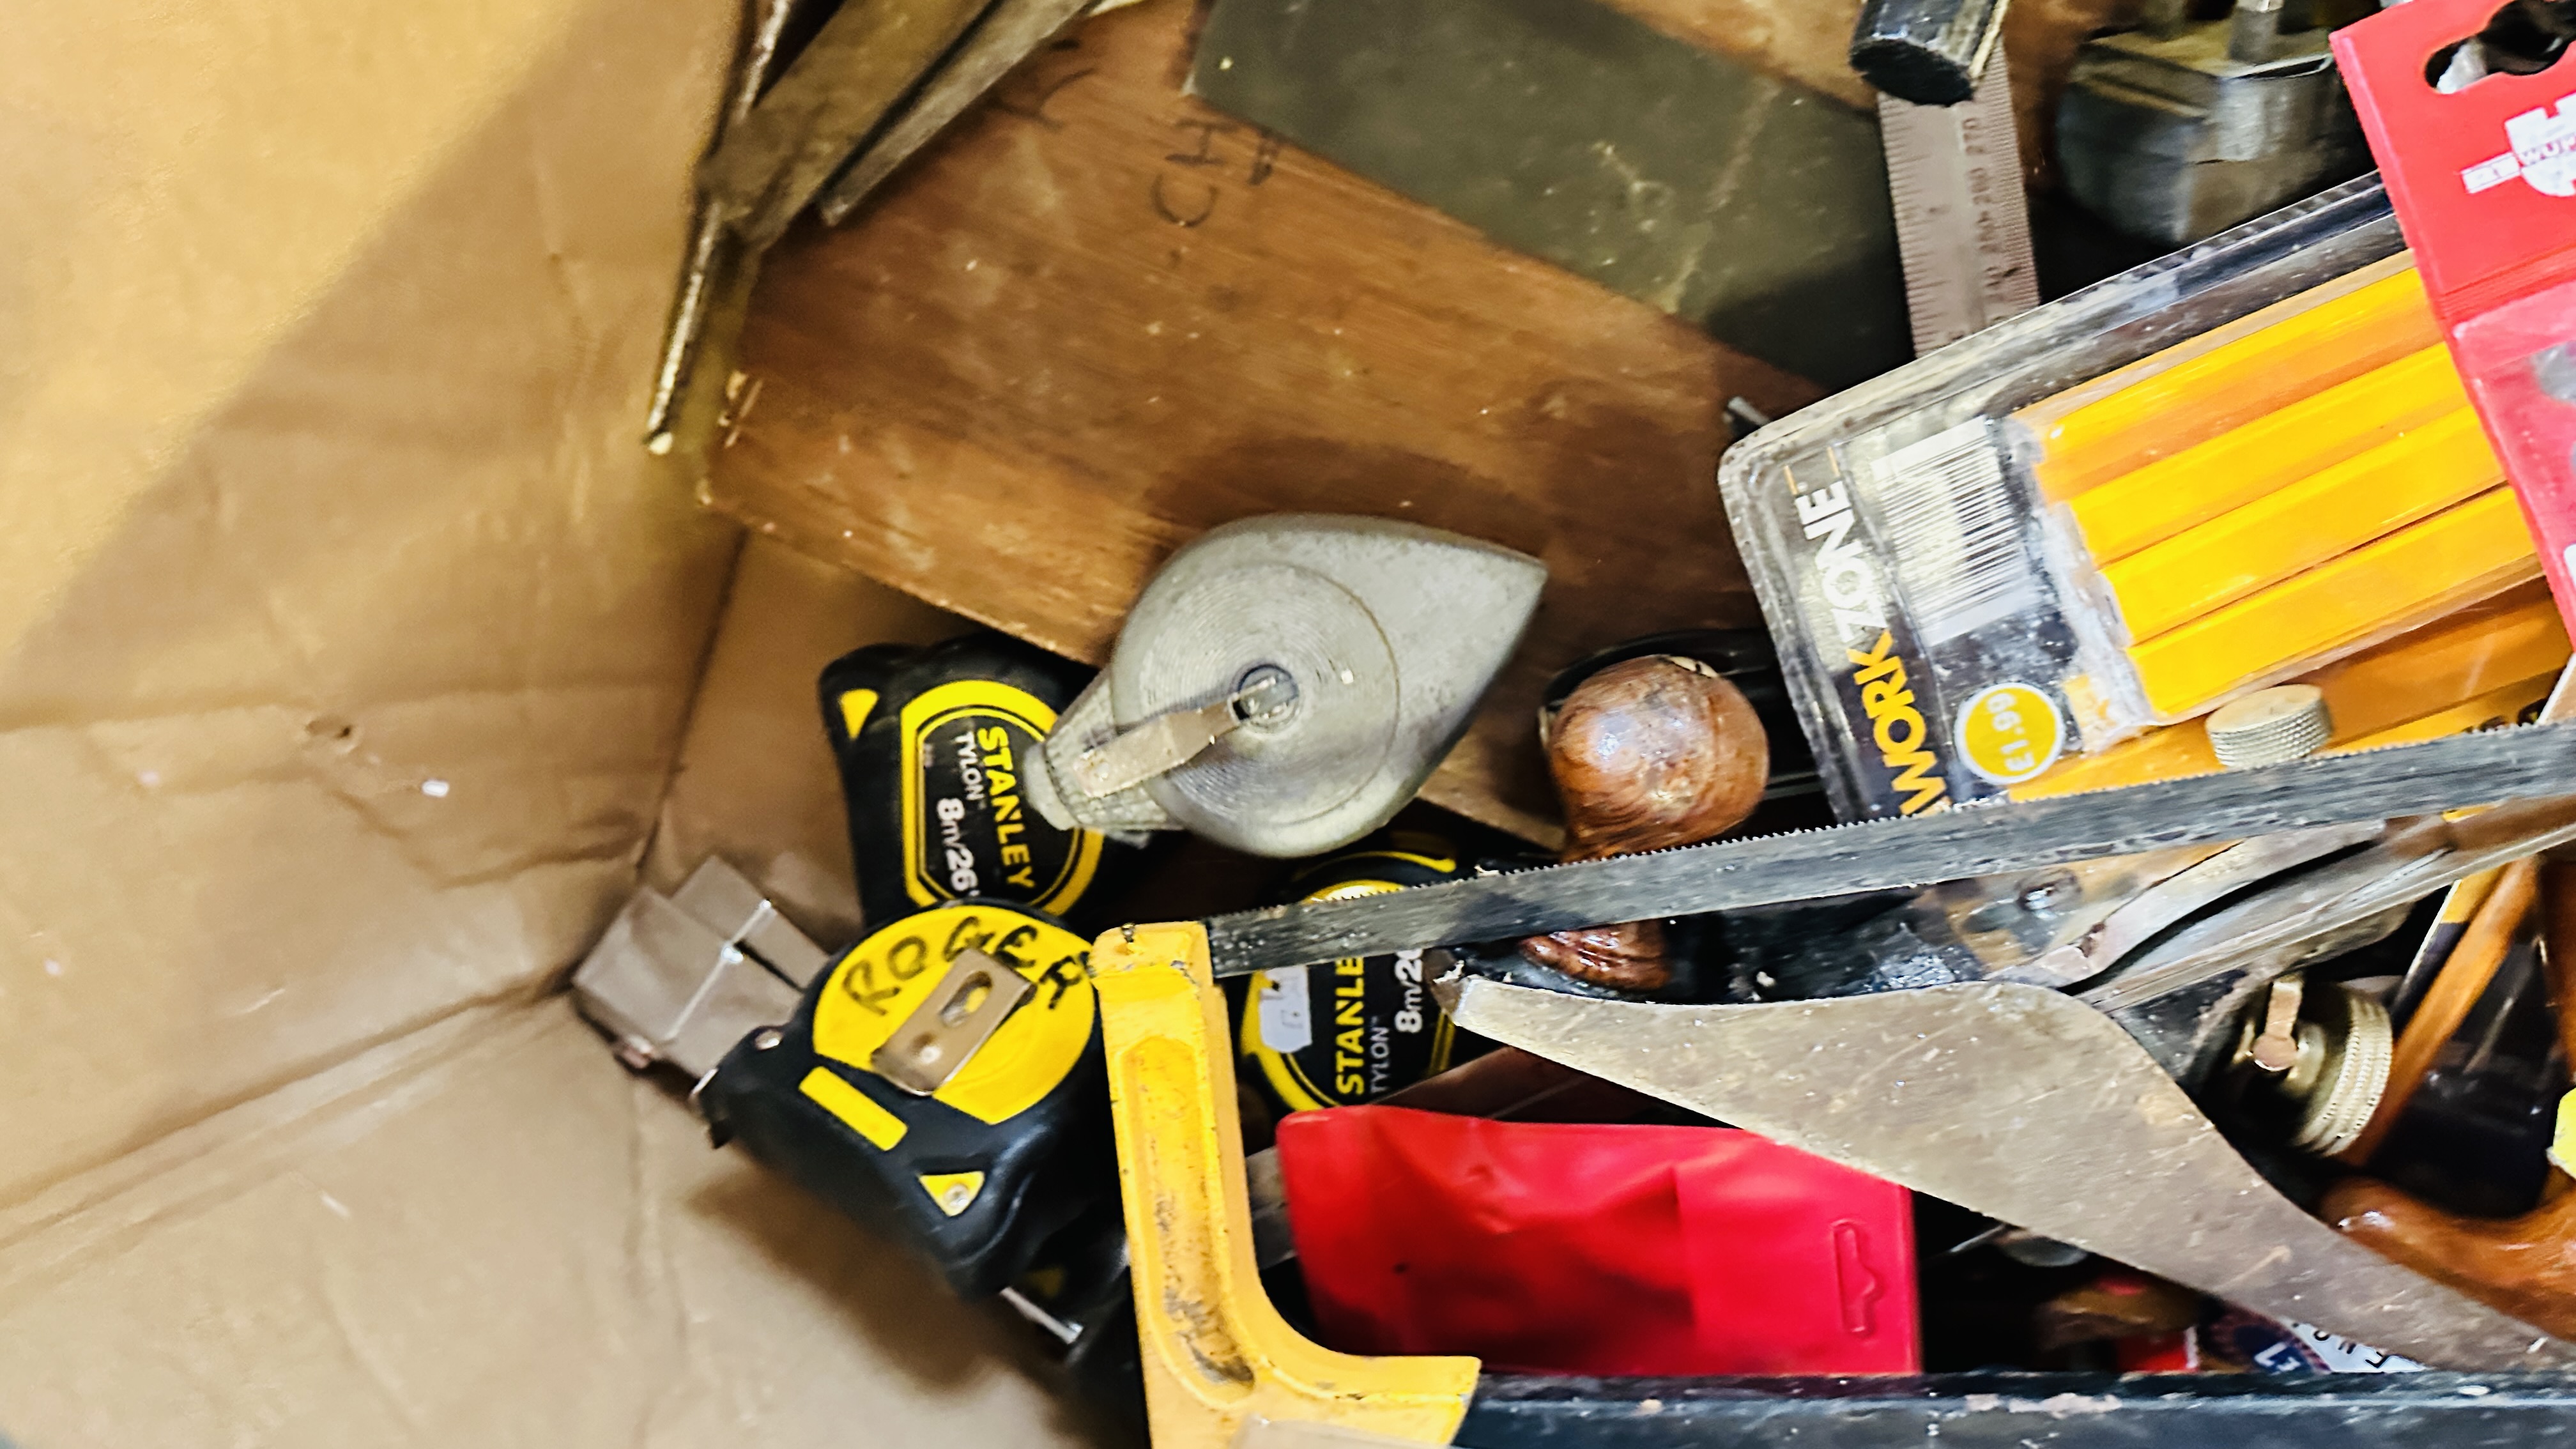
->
xmin=2340 ymin=857 xmax=2543 ymax=1165
xmin=2324 ymin=857 xmax=2576 ymax=1339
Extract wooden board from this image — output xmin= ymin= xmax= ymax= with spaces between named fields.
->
xmin=702 ymin=0 xmax=1827 ymax=844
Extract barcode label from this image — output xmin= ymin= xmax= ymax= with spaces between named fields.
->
xmin=1871 ymin=420 xmax=2039 ymax=645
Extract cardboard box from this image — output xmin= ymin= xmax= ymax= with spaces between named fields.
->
xmin=0 ymin=1 xmax=1096 ymax=1441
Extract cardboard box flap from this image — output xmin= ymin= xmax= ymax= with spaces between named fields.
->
xmin=0 ymin=1002 xmax=1096 ymax=1447
xmin=0 ymin=0 xmax=741 ymax=1204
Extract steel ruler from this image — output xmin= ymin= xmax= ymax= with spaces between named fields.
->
xmin=1878 ymin=45 xmax=2039 ymax=353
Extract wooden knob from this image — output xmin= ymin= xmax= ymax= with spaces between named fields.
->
xmin=1544 ymin=656 xmax=1769 ymax=862
xmin=1521 ymin=656 xmax=1770 ymax=992
xmin=1519 ymin=919 xmax=1674 ymax=993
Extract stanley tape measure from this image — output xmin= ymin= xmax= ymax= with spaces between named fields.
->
xmin=821 ymin=633 xmax=1148 ymax=931
xmin=1237 ymin=842 xmax=1489 ymax=1115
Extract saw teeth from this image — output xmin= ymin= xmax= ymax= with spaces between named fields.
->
xmin=1199 ymin=721 xmax=2576 ymax=972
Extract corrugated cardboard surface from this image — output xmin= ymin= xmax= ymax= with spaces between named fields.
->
xmin=0 ymin=1002 xmax=1095 ymax=1448
xmin=0 ymin=0 xmax=1080 ymax=1441
xmin=646 ymin=538 xmax=968 ymax=949
xmin=0 ymin=0 xmax=737 ymax=1206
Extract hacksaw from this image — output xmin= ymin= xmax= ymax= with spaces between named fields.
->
xmin=1197 ymin=721 xmax=2576 ymax=975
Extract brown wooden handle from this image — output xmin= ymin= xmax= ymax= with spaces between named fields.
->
xmin=2340 ymin=857 xmax=2541 ymax=1164
xmin=1544 ymin=656 xmax=1768 ymax=861
xmin=1521 ymin=656 xmax=1769 ymax=991
xmin=2322 ymin=854 xmax=2576 ymax=1337
xmin=2326 ymin=1177 xmax=2576 ymax=1342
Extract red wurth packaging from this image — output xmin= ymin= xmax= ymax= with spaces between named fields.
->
xmin=2336 ymin=1 xmax=2576 ymax=634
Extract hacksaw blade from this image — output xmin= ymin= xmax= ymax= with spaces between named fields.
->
xmin=1199 ymin=722 xmax=2576 ymax=974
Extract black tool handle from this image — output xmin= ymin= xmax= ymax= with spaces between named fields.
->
xmin=1849 ymin=0 xmax=2010 ymax=106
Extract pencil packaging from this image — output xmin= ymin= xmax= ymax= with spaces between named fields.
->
xmin=1721 ymin=181 xmax=2545 ymax=821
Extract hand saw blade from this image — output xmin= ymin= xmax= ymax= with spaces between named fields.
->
xmin=1880 ymin=45 xmax=2037 ymax=353
xmin=1434 ymin=973 xmax=2576 ymax=1370
xmin=1200 ymin=722 xmax=2576 ymax=976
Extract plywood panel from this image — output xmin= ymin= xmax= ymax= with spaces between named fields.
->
xmin=703 ymin=0 xmax=1827 ymax=843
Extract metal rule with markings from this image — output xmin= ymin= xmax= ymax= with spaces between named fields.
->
xmin=1878 ymin=47 xmax=2039 ymax=354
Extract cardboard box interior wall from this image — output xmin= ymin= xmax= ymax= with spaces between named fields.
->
xmin=0 ymin=1 xmax=1091 ymax=1443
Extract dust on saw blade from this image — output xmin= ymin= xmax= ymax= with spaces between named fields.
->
xmin=1110 ymin=560 xmax=1399 ymax=843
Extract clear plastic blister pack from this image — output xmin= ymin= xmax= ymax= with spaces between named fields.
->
xmin=1720 ymin=179 xmax=2554 ymax=821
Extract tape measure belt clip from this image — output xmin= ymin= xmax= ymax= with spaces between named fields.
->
xmin=873 ymin=947 xmax=1041 ymax=1095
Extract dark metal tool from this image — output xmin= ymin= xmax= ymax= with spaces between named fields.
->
xmin=643 ymin=0 xmax=810 ymax=452
xmin=2088 ymin=796 xmax=2576 ymax=1078
xmin=698 ymin=0 xmax=1000 ymax=252
xmin=645 ymin=0 xmax=1094 ymax=450
xmin=2057 ymin=0 xmax=2371 ymax=246
xmin=1184 ymin=0 xmax=1909 ymax=388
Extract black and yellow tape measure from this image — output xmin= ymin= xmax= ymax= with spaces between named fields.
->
xmin=820 ymin=633 xmax=1149 ymax=931
xmin=700 ymin=901 xmax=1114 ymax=1298
xmin=1235 ymin=841 xmax=1491 ymax=1115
